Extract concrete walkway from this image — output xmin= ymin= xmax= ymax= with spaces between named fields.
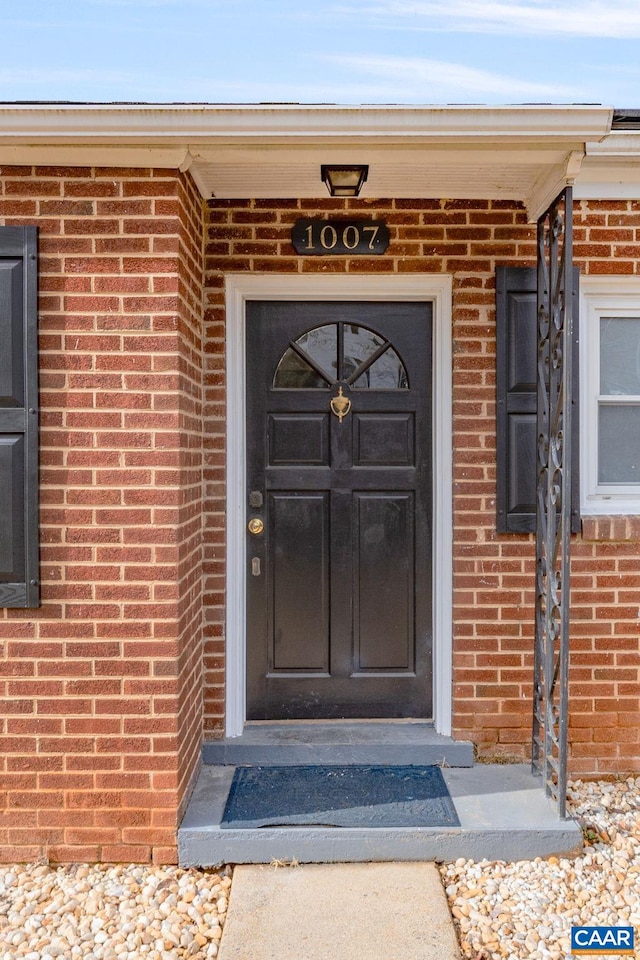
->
xmin=218 ymin=862 xmax=460 ymax=960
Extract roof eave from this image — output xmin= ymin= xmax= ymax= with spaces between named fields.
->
xmin=0 ymin=103 xmax=615 ymax=143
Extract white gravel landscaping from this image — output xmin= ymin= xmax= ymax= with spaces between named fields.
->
xmin=441 ymin=777 xmax=640 ymax=959
xmin=0 ymin=862 xmax=231 ymax=960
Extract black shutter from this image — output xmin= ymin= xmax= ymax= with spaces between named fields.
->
xmin=0 ymin=226 xmax=39 ymax=607
xmin=495 ymin=266 xmax=579 ymax=534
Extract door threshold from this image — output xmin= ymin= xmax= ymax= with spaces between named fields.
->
xmin=245 ymin=717 xmax=435 ymax=725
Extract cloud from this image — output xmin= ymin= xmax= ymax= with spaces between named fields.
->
xmin=0 ymin=68 xmax=138 ymax=85
xmin=0 ymin=56 xmax=575 ymax=104
xmin=74 ymin=0 xmax=215 ymax=6
xmin=0 ymin=65 xmax=387 ymax=103
xmin=324 ymin=54 xmax=575 ymax=100
xmin=0 ymin=68 xmax=175 ymax=101
xmin=330 ymin=0 xmax=640 ymax=39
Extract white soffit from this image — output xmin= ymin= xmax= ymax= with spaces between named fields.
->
xmin=187 ymin=144 xmax=577 ymax=203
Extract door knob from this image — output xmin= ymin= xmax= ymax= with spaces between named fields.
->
xmin=248 ymin=518 xmax=264 ymax=535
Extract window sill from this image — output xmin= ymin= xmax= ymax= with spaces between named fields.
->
xmin=581 ymin=515 xmax=640 ymax=542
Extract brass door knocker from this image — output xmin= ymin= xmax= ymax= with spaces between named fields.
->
xmin=330 ymin=386 xmax=351 ymax=423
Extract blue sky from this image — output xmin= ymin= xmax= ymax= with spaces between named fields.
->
xmin=2 ymin=0 xmax=640 ymax=107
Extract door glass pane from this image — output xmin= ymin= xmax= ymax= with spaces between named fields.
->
xmin=353 ymin=347 xmax=409 ymax=389
xmin=600 ymin=317 xmax=640 ymax=395
xmin=295 ymin=324 xmax=338 ymax=381
xmin=343 ymin=325 xmax=386 ymax=380
xmin=274 ymin=348 xmax=329 ymax=389
xmin=273 ymin=321 xmax=409 ymax=390
xmin=599 ymin=403 xmax=640 ymax=482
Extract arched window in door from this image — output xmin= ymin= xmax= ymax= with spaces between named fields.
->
xmin=273 ymin=322 xmax=409 ymax=390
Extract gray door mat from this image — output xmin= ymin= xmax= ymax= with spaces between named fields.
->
xmin=221 ymin=764 xmax=460 ymax=828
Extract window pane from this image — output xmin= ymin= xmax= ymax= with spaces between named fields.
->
xmin=343 ymin=325 xmax=386 ymax=379
xmin=274 ymin=348 xmax=329 ymax=389
xmin=600 ymin=317 xmax=640 ymax=395
xmin=295 ymin=324 xmax=338 ymax=381
xmin=353 ymin=347 xmax=409 ymax=389
xmin=599 ymin=404 xmax=640 ymax=482
xmin=274 ymin=321 xmax=409 ymax=390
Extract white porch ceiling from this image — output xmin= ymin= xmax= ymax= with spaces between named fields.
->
xmin=187 ymin=143 xmax=582 ymax=217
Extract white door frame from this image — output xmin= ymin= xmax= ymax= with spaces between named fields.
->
xmin=224 ymin=273 xmax=453 ymax=737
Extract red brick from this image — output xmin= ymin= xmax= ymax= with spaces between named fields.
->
xmin=6 ymin=179 xmax=61 ymax=196
xmin=0 ymin=845 xmax=43 ymax=862
xmin=102 ymin=845 xmax=153 ymax=862
xmin=48 ymin=845 xmax=102 ymax=863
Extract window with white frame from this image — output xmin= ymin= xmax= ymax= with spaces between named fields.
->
xmin=581 ymin=278 xmax=640 ymax=513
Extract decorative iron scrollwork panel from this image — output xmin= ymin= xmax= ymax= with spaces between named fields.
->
xmin=532 ymin=187 xmax=574 ymax=820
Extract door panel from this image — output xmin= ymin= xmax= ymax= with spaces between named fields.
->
xmin=246 ymin=300 xmax=432 ymax=719
xmin=268 ymin=414 xmax=330 ymax=465
xmin=269 ymin=492 xmax=329 ymax=673
xmin=353 ymin=492 xmax=414 ymax=672
xmin=353 ymin=414 xmax=415 ymax=465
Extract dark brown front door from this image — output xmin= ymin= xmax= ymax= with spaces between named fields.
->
xmin=246 ymin=301 xmax=432 ymax=719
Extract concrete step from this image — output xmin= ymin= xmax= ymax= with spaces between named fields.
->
xmin=202 ymin=721 xmax=474 ymax=767
xmin=178 ymin=763 xmax=583 ymax=867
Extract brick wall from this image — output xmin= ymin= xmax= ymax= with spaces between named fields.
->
xmin=203 ymin=196 xmax=640 ymax=777
xmin=560 ymin=199 xmax=640 ymax=776
xmin=1 ymin=184 xmax=639 ymax=864
xmin=0 ymin=166 xmax=205 ymax=863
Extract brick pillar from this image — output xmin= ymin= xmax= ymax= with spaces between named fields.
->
xmin=0 ymin=165 xmax=205 ymax=863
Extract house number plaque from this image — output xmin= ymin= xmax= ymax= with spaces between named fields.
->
xmin=291 ymin=218 xmax=390 ymax=256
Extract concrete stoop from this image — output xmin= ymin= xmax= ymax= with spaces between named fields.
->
xmin=178 ymin=760 xmax=583 ymax=868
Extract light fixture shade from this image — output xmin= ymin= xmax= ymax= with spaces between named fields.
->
xmin=321 ymin=165 xmax=369 ymax=197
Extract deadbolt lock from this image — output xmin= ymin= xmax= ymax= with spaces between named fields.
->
xmin=248 ymin=517 xmax=264 ymax=536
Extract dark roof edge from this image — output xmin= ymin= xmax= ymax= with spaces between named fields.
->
xmin=612 ymin=109 xmax=640 ymax=129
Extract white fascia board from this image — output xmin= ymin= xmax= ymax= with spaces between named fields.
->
xmin=0 ymin=143 xmax=190 ymax=168
xmin=573 ymin=180 xmax=640 ymax=200
xmin=575 ymin=166 xmax=640 ymax=199
xmin=574 ymin=181 xmax=640 ymax=200
xmin=585 ymin=132 xmax=640 ymax=157
xmin=574 ymin=147 xmax=640 ymax=200
xmin=0 ymin=103 xmax=614 ymax=142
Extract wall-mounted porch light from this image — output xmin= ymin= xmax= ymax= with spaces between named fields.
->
xmin=321 ymin=164 xmax=369 ymax=198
